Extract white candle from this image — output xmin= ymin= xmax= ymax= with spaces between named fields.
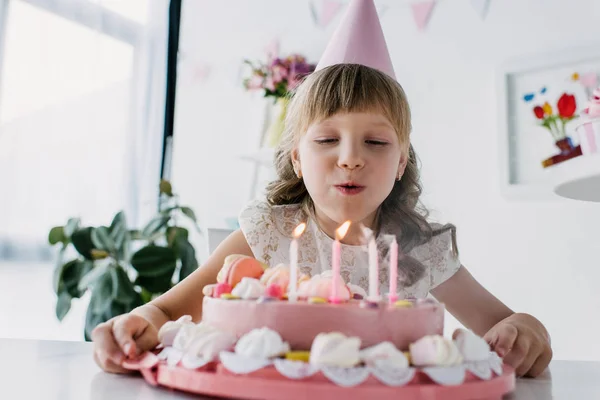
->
xmin=331 ymin=221 xmax=351 ymax=303
xmin=368 ymin=236 xmax=379 ymax=301
xmin=289 ymin=223 xmax=306 ymax=302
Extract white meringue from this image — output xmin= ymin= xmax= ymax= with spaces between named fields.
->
xmin=359 ymin=341 xmax=409 ymax=368
xmin=347 ymin=283 xmax=367 ymax=299
xmin=157 ymin=315 xmax=194 ymax=346
xmin=234 ymin=327 xmax=290 ymax=359
xmin=172 ymin=322 xmax=218 ymax=351
xmin=186 ymin=329 xmax=237 ymax=361
xmin=309 ymin=332 xmax=361 ymax=368
xmin=453 ymin=330 xmax=490 ymax=362
xmin=409 ymin=335 xmax=463 ymax=367
xmin=231 ymin=277 xmax=266 ymax=300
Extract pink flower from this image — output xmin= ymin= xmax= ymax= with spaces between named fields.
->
xmin=271 ymin=64 xmax=288 ymax=83
xmin=264 ymin=76 xmax=276 ymax=92
xmin=245 ymin=74 xmax=264 ymax=90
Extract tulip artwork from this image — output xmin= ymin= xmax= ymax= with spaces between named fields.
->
xmin=529 ymin=91 xmax=582 ymax=168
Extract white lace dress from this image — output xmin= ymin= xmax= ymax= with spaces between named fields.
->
xmin=239 ymin=200 xmax=461 ymax=299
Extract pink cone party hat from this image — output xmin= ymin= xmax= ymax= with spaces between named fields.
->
xmin=315 ymin=0 xmax=396 ymax=80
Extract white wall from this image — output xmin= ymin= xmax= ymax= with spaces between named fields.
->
xmin=171 ymin=0 xmax=600 ymax=361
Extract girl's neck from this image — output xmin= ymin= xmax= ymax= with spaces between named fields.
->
xmin=312 ymin=205 xmax=378 ymax=245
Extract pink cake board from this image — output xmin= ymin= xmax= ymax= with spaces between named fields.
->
xmin=123 ymin=352 xmax=516 ymax=400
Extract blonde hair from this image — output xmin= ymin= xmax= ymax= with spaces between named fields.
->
xmin=266 ymin=64 xmax=457 ymax=287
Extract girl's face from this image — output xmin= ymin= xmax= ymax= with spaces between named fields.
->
xmin=292 ymin=111 xmax=407 ymax=232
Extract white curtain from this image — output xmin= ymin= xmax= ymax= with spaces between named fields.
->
xmin=0 ymin=0 xmax=170 ymax=261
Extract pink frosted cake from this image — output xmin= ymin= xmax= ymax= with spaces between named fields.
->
xmin=123 ymin=255 xmax=515 ymax=400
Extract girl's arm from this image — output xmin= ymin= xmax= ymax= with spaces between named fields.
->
xmin=141 ymin=229 xmax=254 ymax=326
xmin=429 ymin=266 xmax=514 ymax=336
xmin=431 ymin=265 xmax=552 ymax=377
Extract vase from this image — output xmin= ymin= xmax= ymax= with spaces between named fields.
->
xmin=262 ymin=97 xmax=289 ymax=148
xmin=541 ymin=137 xmax=582 ymax=168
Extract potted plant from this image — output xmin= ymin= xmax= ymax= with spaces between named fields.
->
xmin=48 ymin=180 xmax=200 ymax=340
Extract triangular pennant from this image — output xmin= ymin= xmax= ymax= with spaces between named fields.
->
xmin=264 ymin=38 xmax=280 ymax=61
xmin=410 ymin=1 xmax=436 ymax=31
xmin=320 ymin=0 xmax=344 ymax=28
xmin=470 ymin=0 xmax=491 ymax=20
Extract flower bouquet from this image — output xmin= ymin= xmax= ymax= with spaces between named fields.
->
xmin=243 ymin=54 xmax=316 ymax=147
xmin=531 ymin=93 xmax=582 ymax=168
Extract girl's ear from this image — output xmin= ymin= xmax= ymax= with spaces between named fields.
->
xmin=396 ymin=149 xmax=408 ymax=180
xmin=291 ymin=147 xmax=302 ymax=177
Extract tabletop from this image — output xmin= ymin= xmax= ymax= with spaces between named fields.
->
xmin=1 ymin=338 xmax=599 ymax=400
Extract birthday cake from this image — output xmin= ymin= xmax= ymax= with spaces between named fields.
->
xmin=575 ymin=86 xmax=600 ymax=156
xmin=123 ymin=255 xmax=515 ymax=400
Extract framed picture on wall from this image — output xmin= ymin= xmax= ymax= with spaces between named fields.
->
xmin=497 ymin=46 xmax=600 ymax=200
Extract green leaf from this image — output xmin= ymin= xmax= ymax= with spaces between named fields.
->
xmin=58 ymin=260 xmax=93 ymax=298
xmin=109 ymin=212 xmax=127 ymax=256
xmin=71 ymin=227 xmax=95 ymax=260
xmin=91 ymin=271 xmax=115 ymax=314
xmin=56 ymin=291 xmax=72 ymax=321
xmin=176 ymin=237 xmax=198 ymax=281
xmin=84 ymin=291 xmax=141 ymax=341
xmin=166 ymin=226 xmax=188 ymax=248
xmin=159 ymin=179 xmax=173 ymax=197
xmin=180 ymin=206 xmax=197 ymax=222
xmin=78 ymin=261 xmax=110 ymax=292
xmin=52 ymin=246 xmax=67 ymax=294
xmin=64 ymin=217 xmax=81 ymax=238
xmin=131 ymin=245 xmax=177 ymax=278
xmin=142 ymin=216 xmax=170 ymax=239
xmin=91 ymin=226 xmax=116 ymax=253
xmin=48 ymin=226 xmax=66 ymax=245
xmin=135 ymin=268 xmax=174 ymax=293
xmin=110 ymin=266 xmax=140 ymax=305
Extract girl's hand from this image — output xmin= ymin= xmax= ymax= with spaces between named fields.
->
xmin=483 ymin=313 xmax=552 ymax=378
xmin=91 ymin=313 xmax=159 ymax=374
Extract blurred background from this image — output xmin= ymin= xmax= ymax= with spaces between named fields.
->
xmin=1 ymin=0 xmax=599 ymax=362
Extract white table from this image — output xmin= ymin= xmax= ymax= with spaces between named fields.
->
xmin=1 ymin=338 xmax=599 ymax=399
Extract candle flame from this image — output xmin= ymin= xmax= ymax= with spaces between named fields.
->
xmin=336 ymin=221 xmax=351 ymax=240
xmin=293 ymin=223 xmax=306 ymax=238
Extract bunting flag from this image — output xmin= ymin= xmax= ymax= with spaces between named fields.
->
xmin=264 ymin=38 xmax=280 ymax=61
xmin=410 ymin=1 xmax=436 ymax=31
xmin=470 ymin=0 xmax=491 ymax=20
xmin=310 ymin=0 xmax=344 ymax=28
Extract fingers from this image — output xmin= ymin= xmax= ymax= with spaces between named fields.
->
xmin=112 ymin=314 xmax=149 ymax=358
xmin=512 ymin=340 xmax=537 ymax=377
xmin=526 ymin=345 xmax=553 ymax=378
xmin=91 ymin=320 xmax=125 ymax=366
xmin=93 ymin=346 xmax=130 ymax=374
xmin=491 ymin=324 xmax=518 ymax=358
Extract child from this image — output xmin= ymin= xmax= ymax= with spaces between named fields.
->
xmin=92 ymin=0 xmax=552 ymax=378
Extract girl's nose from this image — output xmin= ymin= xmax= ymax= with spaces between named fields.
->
xmin=337 ymin=143 xmax=365 ymax=170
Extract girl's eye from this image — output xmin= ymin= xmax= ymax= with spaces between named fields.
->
xmin=366 ymin=140 xmax=389 ymax=146
xmin=314 ymin=138 xmax=338 ymax=144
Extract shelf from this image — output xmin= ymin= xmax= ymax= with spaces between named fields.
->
xmin=554 ymin=153 xmax=600 ymax=202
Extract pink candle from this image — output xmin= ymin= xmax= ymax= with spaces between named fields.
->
xmin=389 ymin=237 xmax=398 ymax=303
xmin=331 ymin=221 xmax=351 ymax=303
xmin=289 ymin=223 xmax=306 ymax=302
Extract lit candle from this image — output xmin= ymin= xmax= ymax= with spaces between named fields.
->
xmin=368 ymin=235 xmax=379 ymax=301
xmin=331 ymin=221 xmax=351 ymax=304
xmin=388 ymin=237 xmax=398 ymax=303
xmin=289 ymin=222 xmax=306 ymax=302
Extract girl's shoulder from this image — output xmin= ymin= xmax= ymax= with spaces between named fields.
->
xmin=238 ymin=199 xmax=306 ymax=239
xmin=408 ymin=221 xmax=461 ymax=290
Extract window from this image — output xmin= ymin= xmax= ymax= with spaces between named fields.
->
xmin=0 ymin=0 xmax=167 ymax=260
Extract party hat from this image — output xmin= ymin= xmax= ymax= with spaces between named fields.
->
xmin=315 ymin=0 xmax=396 ymax=80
